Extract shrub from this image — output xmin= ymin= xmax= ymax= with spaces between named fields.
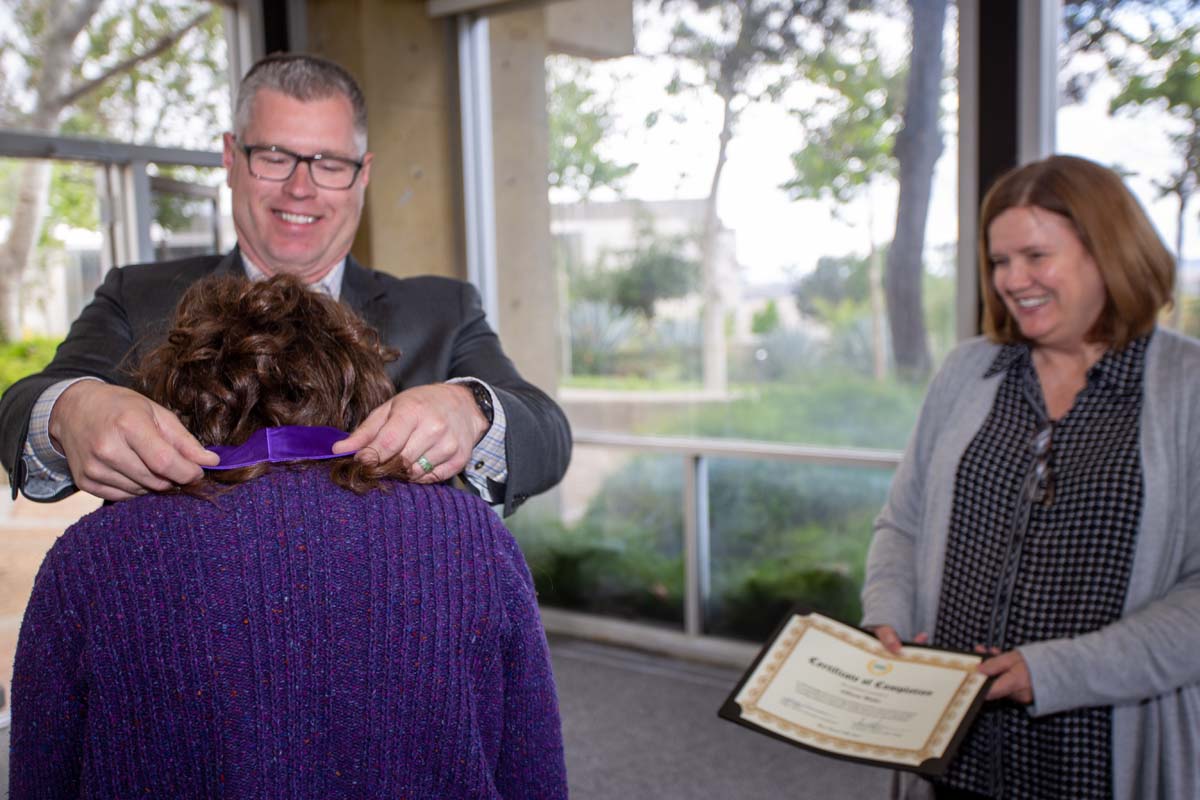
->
xmin=0 ymin=338 xmax=61 ymax=394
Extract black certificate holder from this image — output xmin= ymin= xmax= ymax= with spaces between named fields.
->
xmin=717 ymin=606 xmax=993 ymax=777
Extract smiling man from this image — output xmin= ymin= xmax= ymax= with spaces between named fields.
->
xmin=0 ymin=54 xmax=571 ymax=515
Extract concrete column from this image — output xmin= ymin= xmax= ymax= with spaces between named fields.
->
xmin=303 ymin=0 xmax=605 ymax=400
xmin=488 ymin=8 xmax=558 ymax=393
xmin=306 ymin=0 xmax=464 ymax=281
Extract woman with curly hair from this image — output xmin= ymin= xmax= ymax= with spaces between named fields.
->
xmin=10 ymin=275 xmax=567 ymax=799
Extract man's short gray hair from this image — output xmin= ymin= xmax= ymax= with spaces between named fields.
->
xmin=235 ymin=53 xmax=368 ymax=151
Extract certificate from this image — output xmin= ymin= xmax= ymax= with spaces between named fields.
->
xmin=718 ymin=611 xmax=990 ymax=776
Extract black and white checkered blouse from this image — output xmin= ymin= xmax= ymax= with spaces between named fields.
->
xmin=933 ymin=335 xmax=1149 ymax=799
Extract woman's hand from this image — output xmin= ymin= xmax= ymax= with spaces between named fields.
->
xmin=868 ymin=625 xmax=928 ymax=655
xmin=979 ymin=649 xmax=1034 ymax=704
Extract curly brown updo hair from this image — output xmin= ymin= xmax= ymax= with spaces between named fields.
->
xmin=134 ymin=274 xmax=408 ymax=493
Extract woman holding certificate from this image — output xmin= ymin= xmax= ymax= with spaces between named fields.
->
xmin=862 ymin=155 xmax=1200 ymax=800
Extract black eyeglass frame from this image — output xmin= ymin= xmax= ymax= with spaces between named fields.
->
xmin=239 ymin=142 xmax=365 ymax=190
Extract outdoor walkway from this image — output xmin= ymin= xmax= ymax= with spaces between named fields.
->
xmin=551 ymin=635 xmax=894 ymax=799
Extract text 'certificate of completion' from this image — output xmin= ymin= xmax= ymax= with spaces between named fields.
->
xmin=719 ymin=612 xmax=990 ymax=776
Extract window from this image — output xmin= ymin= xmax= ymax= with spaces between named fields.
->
xmin=1058 ymin=1 xmax=1200 ymax=336
xmin=487 ymin=0 xmax=961 ymax=639
xmin=0 ymin=0 xmax=237 ymax=726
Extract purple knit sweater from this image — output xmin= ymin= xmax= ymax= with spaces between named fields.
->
xmin=11 ymin=469 xmax=567 ymax=799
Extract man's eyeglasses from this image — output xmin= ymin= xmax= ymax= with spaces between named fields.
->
xmin=240 ymin=143 xmax=364 ymax=190
xmin=1029 ymin=420 xmax=1054 ymax=506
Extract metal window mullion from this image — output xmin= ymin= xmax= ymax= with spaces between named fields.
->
xmin=1018 ymin=0 xmax=1058 ymax=162
xmin=457 ymin=13 xmax=500 ymax=327
xmin=123 ymin=160 xmax=154 ymax=263
xmin=957 ymin=0 xmax=981 ymax=341
xmin=683 ymin=453 xmax=711 ymax=638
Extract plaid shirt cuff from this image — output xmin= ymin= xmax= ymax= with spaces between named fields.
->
xmin=447 ymin=378 xmax=508 ymax=502
xmin=22 ymin=377 xmax=103 ymax=498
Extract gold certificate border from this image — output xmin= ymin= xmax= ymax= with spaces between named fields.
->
xmin=735 ymin=615 xmax=986 ymax=766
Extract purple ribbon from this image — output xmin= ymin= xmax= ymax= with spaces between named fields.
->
xmin=204 ymin=425 xmax=357 ymax=470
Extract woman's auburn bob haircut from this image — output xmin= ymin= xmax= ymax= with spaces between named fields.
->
xmin=978 ymin=154 xmax=1175 ymax=349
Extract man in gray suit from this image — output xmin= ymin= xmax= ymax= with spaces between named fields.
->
xmin=0 ymin=53 xmax=570 ymax=516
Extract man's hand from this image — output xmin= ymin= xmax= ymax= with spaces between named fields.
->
xmin=978 ymin=649 xmax=1034 ymax=704
xmin=49 ymin=381 xmax=219 ymax=501
xmin=331 ymin=383 xmax=490 ymax=484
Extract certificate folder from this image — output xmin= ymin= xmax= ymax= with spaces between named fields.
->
xmin=718 ymin=610 xmax=991 ymax=777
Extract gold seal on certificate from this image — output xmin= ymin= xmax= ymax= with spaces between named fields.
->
xmin=718 ymin=612 xmax=990 ymax=776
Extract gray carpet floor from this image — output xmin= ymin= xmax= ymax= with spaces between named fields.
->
xmin=550 ymin=635 xmax=895 ymax=799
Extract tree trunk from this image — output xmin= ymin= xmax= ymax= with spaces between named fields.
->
xmin=0 ymin=0 xmax=105 ymax=339
xmin=884 ymin=0 xmax=947 ymax=381
xmin=0 ymin=161 xmax=54 ymax=339
xmin=700 ymin=89 xmax=735 ymax=394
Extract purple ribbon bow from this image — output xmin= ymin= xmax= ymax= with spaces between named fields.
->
xmin=204 ymin=425 xmax=357 ymax=470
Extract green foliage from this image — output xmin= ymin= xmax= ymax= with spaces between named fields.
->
xmin=783 ymin=29 xmax=904 ymax=206
xmin=509 ymin=375 xmax=927 ymax=641
xmin=709 ymin=558 xmax=862 ymax=640
xmin=3 ymin=2 xmax=228 ymax=261
xmin=675 ymin=378 xmax=925 ymax=449
xmin=1061 ymin=1 xmax=1200 ymax=102
xmin=793 ymin=252 xmax=871 ymax=320
xmin=511 ymin=438 xmax=897 ymax=640
xmin=508 ymin=506 xmax=683 ymax=624
xmin=559 ymin=215 xmax=701 ymax=378
xmin=561 ymin=218 xmax=699 ymax=319
xmin=750 ymin=299 xmax=780 ymax=335
xmin=546 ymin=57 xmax=636 ymax=201
xmin=40 ymin=162 xmax=101 ymax=248
xmin=1109 ymin=25 xmax=1200 ymax=224
xmin=151 ymin=164 xmax=224 ymax=237
xmin=567 ymin=301 xmax=701 ymax=381
xmin=61 ymin=3 xmax=228 ymax=148
xmin=608 ymin=224 xmax=700 ymax=318
xmin=0 ymin=338 xmax=60 ymax=390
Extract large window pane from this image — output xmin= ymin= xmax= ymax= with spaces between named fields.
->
xmin=547 ymin=1 xmax=960 ymax=423
xmin=0 ymin=0 xmax=234 ymax=724
xmin=150 ymin=165 xmax=229 ymax=261
xmin=1058 ymin=1 xmax=1200 ymax=335
xmin=495 ymin=0 xmax=958 ymax=636
xmin=507 ymin=447 xmax=685 ymax=630
xmin=0 ymin=2 xmax=230 ymax=149
xmin=705 ymin=460 xmax=894 ymax=641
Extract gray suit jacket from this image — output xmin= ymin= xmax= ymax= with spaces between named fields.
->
xmin=0 ymin=249 xmax=571 ymax=516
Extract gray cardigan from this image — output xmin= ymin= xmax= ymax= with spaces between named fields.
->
xmin=863 ymin=329 xmax=1200 ymax=799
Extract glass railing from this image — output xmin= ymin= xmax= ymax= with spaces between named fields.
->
xmin=507 ymin=431 xmax=902 ymax=648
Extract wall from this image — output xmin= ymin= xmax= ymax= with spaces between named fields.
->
xmin=307 ymin=0 xmax=464 ymax=281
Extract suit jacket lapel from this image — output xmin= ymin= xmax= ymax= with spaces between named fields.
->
xmin=341 ymin=256 xmax=387 ymax=319
xmin=340 ymin=256 xmax=405 ymax=389
xmin=214 ymin=247 xmax=248 ymax=278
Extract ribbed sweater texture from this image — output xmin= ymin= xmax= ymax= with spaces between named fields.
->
xmin=11 ymin=470 xmax=567 ymax=799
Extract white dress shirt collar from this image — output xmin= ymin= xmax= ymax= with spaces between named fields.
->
xmin=239 ymin=253 xmax=346 ymax=300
